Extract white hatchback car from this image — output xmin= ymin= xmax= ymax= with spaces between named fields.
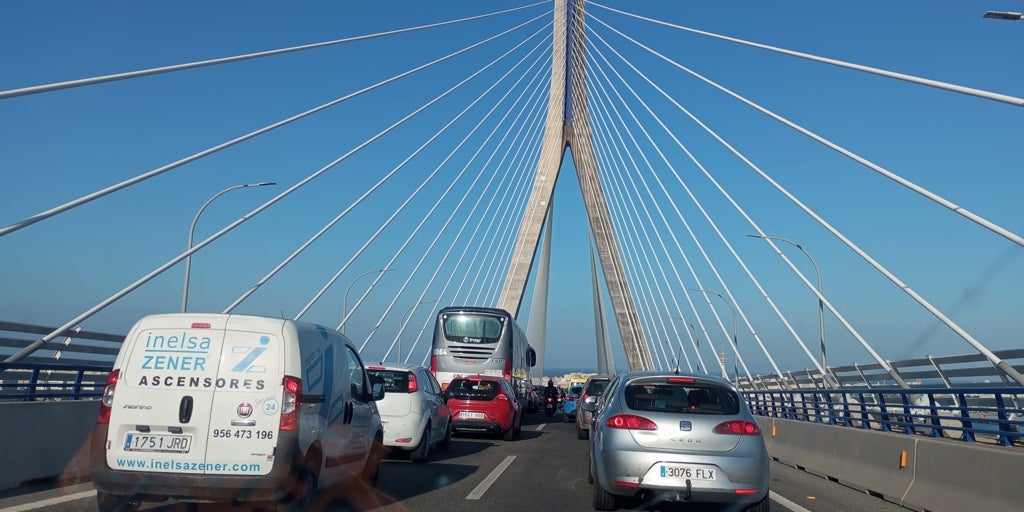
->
xmin=366 ymin=363 xmax=452 ymax=463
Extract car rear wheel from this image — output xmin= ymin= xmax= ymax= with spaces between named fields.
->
xmin=410 ymin=425 xmax=431 ymax=463
xmin=502 ymin=426 xmax=516 ymax=441
xmin=592 ymin=481 xmax=617 ymax=511
xmin=438 ymin=419 xmax=453 ymax=451
xmin=96 ymin=492 xmax=139 ymax=512
xmin=746 ymin=495 xmax=771 ymax=512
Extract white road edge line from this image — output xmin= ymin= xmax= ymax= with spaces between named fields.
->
xmin=465 ymin=455 xmax=516 ymax=500
xmin=770 ymin=490 xmax=813 ymax=512
xmin=0 ymin=489 xmax=96 ymax=512
xmin=535 ymin=423 xmax=546 ymax=431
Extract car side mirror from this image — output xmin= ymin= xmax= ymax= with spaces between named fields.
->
xmin=371 ymin=381 xmax=385 ymax=401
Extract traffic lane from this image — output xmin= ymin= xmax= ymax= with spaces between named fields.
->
xmin=767 ymin=461 xmax=907 ymax=512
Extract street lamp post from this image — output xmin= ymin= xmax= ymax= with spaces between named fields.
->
xmin=688 ymin=288 xmax=736 ymax=381
xmin=746 ymin=234 xmax=827 ymax=379
xmin=983 ymin=11 xmax=1023 ymax=21
xmin=181 ymin=182 xmax=275 ymax=312
xmin=399 ymin=299 xmax=437 ymax=363
xmin=341 ymin=268 xmax=395 ymax=333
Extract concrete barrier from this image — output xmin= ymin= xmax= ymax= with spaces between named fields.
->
xmin=757 ymin=416 xmax=1024 ymax=511
xmin=0 ymin=400 xmax=98 ymax=491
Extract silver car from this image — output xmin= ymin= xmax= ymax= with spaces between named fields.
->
xmin=366 ymin=363 xmax=452 ymax=463
xmin=576 ymin=374 xmax=613 ymax=439
xmin=588 ymin=372 xmax=770 ymax=511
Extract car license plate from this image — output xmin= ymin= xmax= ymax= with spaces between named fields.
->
xmin=124 ymin=433 xmax=192 ymax=453
xmin=659 ymin=464 xmax=716 ymax=481
xmin=460 ymin=411 xmax=485 ymax=419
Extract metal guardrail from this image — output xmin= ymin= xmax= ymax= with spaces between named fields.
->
xmin=743 ymin=387 xmax=1024 ymax=447
xmin=0 ymin=362 xmax=112 ymax=401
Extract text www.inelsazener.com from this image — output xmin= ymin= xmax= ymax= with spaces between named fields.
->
xmin=115 ymin=458 xmax=262 ymax=473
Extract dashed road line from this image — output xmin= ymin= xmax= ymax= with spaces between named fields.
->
xmin=465 ymin=455 xmax=516 ymax=500
xmin=771 ymin=490 xmax=813 ymax=512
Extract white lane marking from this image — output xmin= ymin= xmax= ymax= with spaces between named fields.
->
xmin=0 ymin=490 xmax=96 ymax=512
xmin=535 ymin=423 xmax=546 ymax=431
xmin=465 ymin=455 xmax=516 ymax=500
xmin=770 ymin=490 xmax=813 ymax=512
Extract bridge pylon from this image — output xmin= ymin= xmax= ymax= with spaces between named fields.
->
xmin=497 ymin=0 xmax=652 ymax=371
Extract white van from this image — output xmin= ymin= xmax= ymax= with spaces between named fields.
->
xmin=89 ymin=313 xmax=385 ymax=512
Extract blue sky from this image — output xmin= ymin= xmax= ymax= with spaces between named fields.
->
xmin=2 ymin=1 xmax=1022 ymax=377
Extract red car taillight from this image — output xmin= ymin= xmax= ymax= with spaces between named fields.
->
xmin=280 ymin=376 xmax=302 ymax=431
xmin=96 ymin=369 xmax=120 ymax=424
xmin=605 ymin=414 xmax=657 ymax=430
xmin=496 ymin=392 xmax=509 ymax=401
xmin=408 ymin=371 xmax=419 ymax=392
xmin=713 ymin=420 xmax=761 ymax=435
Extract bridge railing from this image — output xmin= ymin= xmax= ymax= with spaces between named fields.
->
xmin=743 ymin=387 xmax=1024 ymax=447
xmin=1 ymin=320 xmax=119 ymax=401
xmin=0 ymin=362 xmax=111 ymax=401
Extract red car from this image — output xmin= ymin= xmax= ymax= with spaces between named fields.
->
xmin=445 ymin=375 xmax=522 ymax=441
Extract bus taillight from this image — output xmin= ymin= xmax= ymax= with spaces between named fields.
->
xmin=503 ymin=359 xmax=512 ymax=382
xmin=430 ymin=355 xmax=437 ymax=373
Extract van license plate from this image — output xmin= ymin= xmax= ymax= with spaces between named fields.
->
xmin=124 ymin=433 xmax=192 ymax=453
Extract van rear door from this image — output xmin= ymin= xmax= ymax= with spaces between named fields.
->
xmin=105 ymin=314 xmax=281 ymax=476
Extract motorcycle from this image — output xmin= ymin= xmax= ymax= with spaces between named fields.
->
xmin=544 ymin=396 xmax=556 ymax=417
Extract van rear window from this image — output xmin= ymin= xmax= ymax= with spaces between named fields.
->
xmin=624 ymin=381 xmax=739 ymax=415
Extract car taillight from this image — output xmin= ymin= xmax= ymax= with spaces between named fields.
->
xmin=280 ymin=376 xmax=302 ymax=431
xmin=96 ymin=369 xmax=120 ymax=424
xmin=546 ymin=397 xmax=553 ymax=403
xmin=713 ymin=420 xmax=761 ymax=435
xmin=666 ymin=377 xmax=695 ymax=383
xmin=605 ymin=414 xmax=657 ymax=430
xmin=496 ymin=393 xmax=509 ymax=401
xmin=408 ymin=371 xmax=418 ymax=393
xmin=581 ymin=393 xmax=590 ymax=402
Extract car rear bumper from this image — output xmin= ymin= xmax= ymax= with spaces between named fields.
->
xmin=594 ymin=444 xmax=769 ymax=503
xmin=90 ymin=424 xmax=303 ymax=503
xmin=452 ymin=418 xmax=510 ymax=433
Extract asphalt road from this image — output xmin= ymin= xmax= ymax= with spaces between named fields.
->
xmin=0 ymin=410 xmax=910 ymax=512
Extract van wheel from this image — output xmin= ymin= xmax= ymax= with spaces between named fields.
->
xmin=438 ymin=419 xmax=452 ymax=452
xmin=96 ymin=492 xmax=139 ymax=512
xmin=282 ymin=466 xmax=318 ymax=512
xmin=410 ymin=425 xmax=431 ymax=463
xmin=361 ymin=435 xmax=384 ymax=486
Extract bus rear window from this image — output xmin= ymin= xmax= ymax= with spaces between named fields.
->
xmin=443 ymin=313 xmax=503 ymax=343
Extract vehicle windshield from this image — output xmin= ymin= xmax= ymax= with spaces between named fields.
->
xmin=446 ymin=379 xmax=500 ymax=400
xmin=624 ymin=381 xmax=740 ymax=415
xmin=587 ymin=380 xmax=610 ymax=396
xmin=442 ymin=313 xmax=504 ymax=343
xmin=366 ymin=369 xmax=410 ymax=393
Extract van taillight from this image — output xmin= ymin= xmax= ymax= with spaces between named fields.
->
xmin=280 ymin=376 xmax=302 ymax=431
xmin=408 ymin=372 xmax=419 ymax=393
xmin=97 ymin=369 xmax=120 ymax=424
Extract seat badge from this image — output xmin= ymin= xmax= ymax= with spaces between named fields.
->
xmin=679 ymin=420 xmax=692 ymax=431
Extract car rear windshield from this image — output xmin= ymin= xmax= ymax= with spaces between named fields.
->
xmin=366 ymin=369 xmax=410 ymax=393
xmin=446 ymin=379 xmax=500 ymax=400
xmin=624 ymin=380 xmax=739 ymax=415
xmin=586 ymin=380 xmax=610 ymax=396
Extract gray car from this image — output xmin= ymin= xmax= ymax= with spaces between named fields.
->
xmin=575 ymin=374 xmax=613 ymax=439
xmin=588 ymin=372 xmax=770 ymax=511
